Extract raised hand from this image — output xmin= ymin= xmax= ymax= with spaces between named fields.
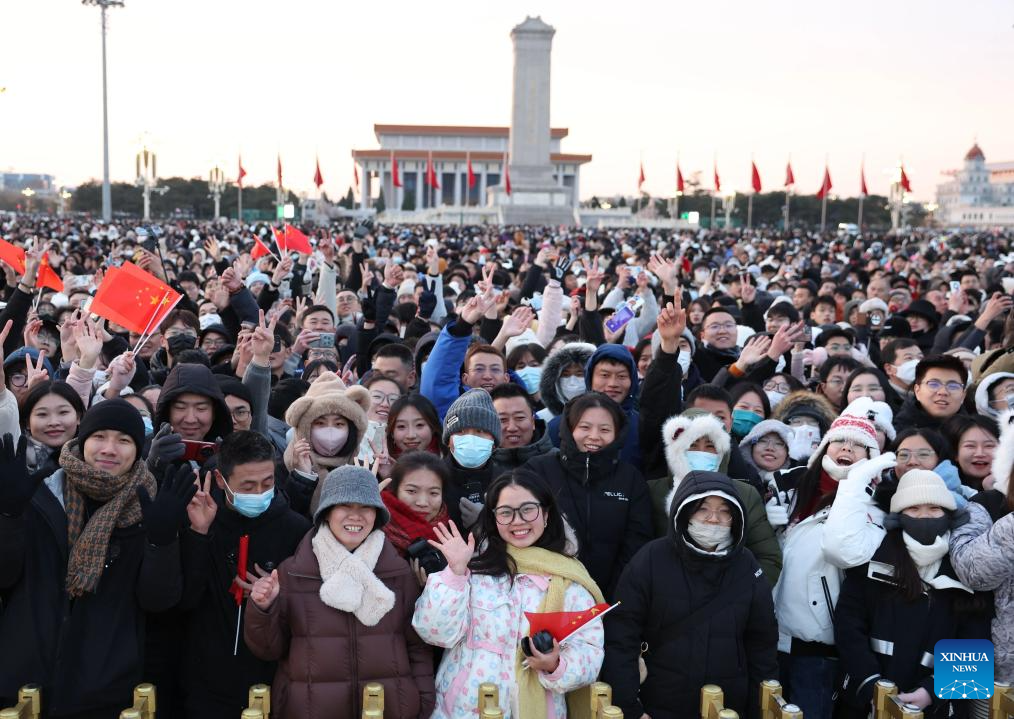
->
xmin=73 ymin=316 xmax=104 ymax=370
xmin=768 ymin=320 xmax=805 ymax=360
xmin=220 ymin=266 xmax=243 ymax=294
xmin=425 ymin=244 xmax=440 ymax=275
xmin=736 ymin=335 xmax=772 ymax=369
xmin=647 ymin=253 xmax=678 ymax=294
xmin=233 ymin=254 xmax=254 ymax=281
xmin=501 ymin=305 xmax=535 ymax=339
xmin=137 ymin=464 xmax=199 ymax=546
xmin=250 ymin=569 xmax=280 ymax=610
xmin=656 ymin=301 xmax=688 ymax=354
xmin=249 ymin=310 xmax=279 ymax=365
xmin=22 ymin=237 xmax=42 ymax=288
xmin=383 ymin=261 xmax=404 ymax=289
xmin=0 ymin=434 xmax=40 ymax=517
xmin=429 ymin=520 xmax=475 ymax=576
xmin=187 ymin=471 xmax=218 ymax=535
xmin=550 ymin=255 xmax=573 ymax=282
xmin=459 ymin=291 xmax=495 ymax=326
xmin=25 ymin=349 xmax=49 ymax=390
xmin=584 ymin=259 xmax=606 ymax=293
xmin=107 ymin=351 xmax=136 ymax=394
xmin=977 ymin=291 xmax=1013 ymax=327
xmin=271 ymin=255 xmax=294 ymax=286
xmin=146 ymin=422 xmax=185 ymax=473
xmin=292 ymin=438 xmax=314 ymax=474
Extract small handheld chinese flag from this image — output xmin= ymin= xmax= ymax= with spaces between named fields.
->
xmin=89 ymin=262 xmax=181 ymax=335
xmin=282 ymin=224 xmax=313 ymax=255
xmin=525 ymin=602 xmax=615 ymax=643
xmin=230 ymin=535 xmax=250 ymax=606
xmin=38 ymin=254 xmax=63 ymax=292
xmin=251 ymin=236 xmax=273 ymax=260
xmin=0 ymin=238 xmax=27 ymax=274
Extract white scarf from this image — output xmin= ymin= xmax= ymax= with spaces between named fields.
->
xmin=311 ymin=527 xmax=396 ymax=626
xmin=902 ymin=531 xmax=972 ymax=593
xmin=821 ymin=455 xmax=850 ymax=481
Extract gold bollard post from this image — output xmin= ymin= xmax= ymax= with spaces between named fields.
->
xmin=362 ymin=682 xmax=384 ymax=718
xmin=702 ymin=684 xmax=725 ymax=719
xmin=478 ymin=683 xmax=500 ymax=713
xmin=119 ymin=683 xmax=156 ymax=719
xmin=248 ymin=684 xmax=270 ymax=718
xmin=760 ymin=679 xmax=802 ymax=719
xmin=0 ymin=684 xmax=41 ymax=719
xmin=241 ymin=711 xmax=263 ymax=719
xmin=874 ymin=679 xmax=923 ymax=718
xmin=993 ymin=681 xmax=1014 ymax=719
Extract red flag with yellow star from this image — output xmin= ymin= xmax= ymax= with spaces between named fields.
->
xmin=525 ymin=603 xmax=615 ymax=643
xmin=38 ymin=253 xmax=63 ymax=292
xmin=90 ymin=262 xmax=181 ymax=335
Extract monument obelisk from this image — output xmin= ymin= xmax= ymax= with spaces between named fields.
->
xmin=493 ymin=16 xmax=575 ymax=225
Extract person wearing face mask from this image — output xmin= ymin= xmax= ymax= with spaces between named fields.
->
xmin=148 ymin=310 xmax=202 ymax=384
xmin=440 ymin=389 xmax=501 ymax=529
xmin=177 ymin=431 xmax=310 ymax=719
xmin=601 ymin=471 xmax=778 ymax=719
xmin=973 ymin=371 xmax=1014 ymax=419
xmin=282 ymin=372 xmax=370 ymax=519
xmin=835 ymin=470 xmax=990 ymax=718
xmin=535 ymin=341 xmax=595 ymax=423
xmin=881 ymin=338 xmax=924 ymax=404
xmin=516 ymin=392 xmax=652 ymax=598
xmin=649 ymin=409 xmax=783 ymax=586
xmin=729 ymin=383 xmax=770 ymax=442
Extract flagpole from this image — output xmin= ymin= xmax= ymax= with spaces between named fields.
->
xmin=820 ymin=155 xmax=828 ymax=233
xmin=784 ymin=186 xmax=791 ymax=231
xmin=857 ymin=155 xmax=865 ymax=229
xmin=133 ymin=290 xmax=177 ymax=354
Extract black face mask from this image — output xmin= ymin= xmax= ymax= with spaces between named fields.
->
xmin=167 ymin=332 xmax=197 ymax=356
xmin=899 ymin=515 xmax=951 ymax=545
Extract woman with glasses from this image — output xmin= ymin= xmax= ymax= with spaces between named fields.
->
xmin=515 ymin=392 xmax=653 ymax=598
xmin=601 ymin=470 xmax=778 ymax=719
xmin=762 ymin=373 xmax=805 ymax=412
xmin=357 ymin=375 xmax=405 ymax=474
xmin=413 ymin=472 xmax=606 ymax=719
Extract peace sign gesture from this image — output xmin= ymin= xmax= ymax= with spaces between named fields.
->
xmin=428 ymin=520 xmax=475 ymax=576
xmin=25 ymin=349 xmax=49 ymax=391
xmin=477 ymin=262 xmax=498 ymax=294
xmin=249 ymin=310 xmax=279 ymax=365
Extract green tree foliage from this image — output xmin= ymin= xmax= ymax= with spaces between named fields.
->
xmin=70 ymin=178 xmax=293 ymax=219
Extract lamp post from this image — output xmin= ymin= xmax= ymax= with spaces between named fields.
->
xmin=135 ymin=146 xmax=166 ymax=221
xmin=722 ymin=188 xmax=737 ymax=229
xmin=58 ymin=189 xmax=73 ymax=216
xmin=20 ymin=187 xmax=35 ymax=213
xmin=208 ymin=166 xmax=226 ymax=219
xmin=82 ymin=0 xmax=124 ymax=222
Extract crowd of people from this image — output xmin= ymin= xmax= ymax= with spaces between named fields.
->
xmin=0 ymin=212 xmax=1012 ymax=719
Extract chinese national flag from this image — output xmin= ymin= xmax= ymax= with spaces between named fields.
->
xmin=860 ymin=165 xmax=869 ymax=196
xmin=525 ymin=603 xmax=612 ymax=642
xmin=391 ymin=152 xmax=402 ymax=188
xmin=277 ymin=154 xmax=283 ymax=188
xmin=713 ymin=162 xmax=721 ymax=192
xmin=638 ymin=162 xmax=646 ymax=192
xmin=251 ymin=236 xmax=273 ymax=260
xmin=676 ymin=164 xmax=685 ymax=194
xmin=466 ymin=152 xmax=476 ymax=188
xmin=313 ymin=156 xmax=324 ymax=189
xmin=900 ymin=165 xmax=912 ymax=193
xmin=354 ymin=161 xmax=360 ymax=188
xmin=38 ymin=254 xmax=63 ymax=292
xmin=282 ymin=224 xmax=313 ymax=255
xmin=90 ymin=263 xmax=181 ymax=335
xmin=238 ymin=155 xmax=247 ymax=189
xmin=0 ymin=238 xmax=27 ymax=274
xmin=504 ymin=152 xmax=512 ymax=196
xmin=817 ymin=166 xmax=833 ymax=199
xmin=425 ymin=151 xmax=440 ymax=189
xmin=785 ymin=161 xmax=795 ymax=187
xmin=751 ymin=161 xmax=762 ymax=193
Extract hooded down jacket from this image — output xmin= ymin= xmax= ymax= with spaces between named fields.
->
xmin=772 ymin=390 xmax=838 ymax=437
xmin=601 ymin=471 xmax=778 ymax=719
xmin=537 ymin=342 xmax=597 ymax=418
xmin=973 ymin=371 xmax=1014 ymax=419
xmin=154 ymin=362 xmax=234 ymax=441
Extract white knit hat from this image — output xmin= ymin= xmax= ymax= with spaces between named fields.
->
xmin=890 ymin=469 xmax=957 ymax=513
xmin=807 ymin=414 xmax=880 ymax=468
xmin=842 ymin=397 xmax=896 ymax=442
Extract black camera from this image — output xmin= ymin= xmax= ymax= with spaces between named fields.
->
xmin=520 ymin=630 xmax=555 ymax=657
xmin=353 ymin=218 xmax=374 ymax=240
xmin=406 ymin=537 xmax=447 ymax=575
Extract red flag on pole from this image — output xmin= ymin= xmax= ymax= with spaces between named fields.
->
xmin=504 ymin=152 xmax=512 ymax=196
xmin=251 ymin=236 xmax=273 ymax=260
xmin=90 ymin=263 xmax=182 ymax=335
xmin=466 ymin=152 xmax=476 ymax=189
xmin=638 ymin=161 xmax=646 ymax=192
xmin=751 ymin=161 xmax=762 ymax=193
xmin=713 ymin=162 xmax=721 ymax=193
xmin=313 ymin=156 xmax=324 ymax=189
xmin=860 ymin=164 xmax=869 ymax=196
xmin=276 ymin=154 xmax=283 ymax=188
xmin=238 ymin=155 xmax=247 ymax=189
xmin=900 ymin=165 xmax=912 ymax=193
xmin=785 ymin=161 xmax=795 ymax=187
xmin=425 ymin=151 xmax=440 ymax=189
xmin=390 ymin=152 xmax=402 ymax=189
xmin=676 ymin=164 xmax=685 ymax=194
xmin=817 ymin=166 xmax=833 ymax=199
xmin=354 ymin=161 xmax=360 ymax=188
xmin=282 ymin=224 xmax=313 ymax=255
xmin=38 ymin=254 xmax=63 ymax=292
xmin=0 ymin=238 xmax=26 ymax=274
xmin=525 ymin=603 xmax=613 ymax=642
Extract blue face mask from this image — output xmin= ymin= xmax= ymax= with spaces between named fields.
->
xmin=451 ymin=434 xmax=494 ymax=469
xmin=515 ymin=366 xmax=542 ymax=395
xmin=225 ymin=483 xmax=274 ymax=518
xmin=732 ymin=409 xmax=763 ymax=438
xmin=686 ymin=451 xmax=720 ymax=473
xmin=142 ymin=416 xmax=154 ymax=437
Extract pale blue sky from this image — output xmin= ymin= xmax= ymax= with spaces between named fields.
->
xmin=1 ymin=0 xmax=1011 ymax=201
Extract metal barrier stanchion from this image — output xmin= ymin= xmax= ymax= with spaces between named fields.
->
xmin=241 ymin=711 xmax=263 ymax=719
xmin=0 ymin=685 xmax=41 ymax=719
xmin=119 ymin=683 xmax=156 ymax=719
xmin=247 ymin=684 xmax=270 ymax=718
xmin=874 ymin=680 xmax=923 ymax=718
xmin=590 ymin=681 xmax=625 ymax=718
xmin=478 ymin=683 xmax=503 ymax=719
xmin=760 ymin=679 xmax=803 ymax=719
xmin=992 ymin=681 xmax=1014 ymax=719
xmin=362 ymin=682 xmax=384 ymax=718
xmin=701 ymin=684 xmax=740 ymax=719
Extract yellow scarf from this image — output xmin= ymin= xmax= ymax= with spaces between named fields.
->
xmin=507 ymin=545 xmax=605 ymax=719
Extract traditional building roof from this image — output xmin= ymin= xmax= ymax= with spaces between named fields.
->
xmin=965 ymin=143 xmax=985 ymax=161
xmin=352 ymin=149 xmax=591 ymax=164
xmin=373 ymin=124 xmax=568 ymax=141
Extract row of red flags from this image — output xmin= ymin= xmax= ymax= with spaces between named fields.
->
xmin=638 ymin=159 xmax=912 ymax=197
xmin=251 ymin=224 xmax=313 ymax=259
xmin=239 ymin=151 xmax=513 ymax=196
xmin=0 ymin=239 xmax=65 ymax=293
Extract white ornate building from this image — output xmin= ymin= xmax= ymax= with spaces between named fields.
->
xmin=936 ymin=143 xmax=1014 ymax=227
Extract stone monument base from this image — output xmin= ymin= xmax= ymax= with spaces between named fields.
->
xmin=487 ymin=185 xmax=577 ymax=226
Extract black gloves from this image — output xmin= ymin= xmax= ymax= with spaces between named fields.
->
xmin=137 ymin=463 xmax=197 ymax=546
xmin=361 ymin=296 xmax=377 ymax=323
xmin=0 ymin=434 xmax=40 ymax=518
xmin=146 ymin=423 xmax=184 ymax=474
xmin=418 ymin=291 xmax=438 ymax=319
xmin=550 ymin=256 xmax=573 ymax=282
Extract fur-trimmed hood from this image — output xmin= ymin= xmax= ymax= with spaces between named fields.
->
xmin=974 ymin=372 xmax=1014 ymax=418
xmin=538 ymin=342 xmax=597 ymax=416
xmin=662 ymin=410 xmax=732 ymax=514
xmin=992 ymin=410 xmax=1014 ymax=496
xmin=739 ymin=419 xmax=794 ymax=474
xmin=772 ymin=390 xmax=838 ymax=435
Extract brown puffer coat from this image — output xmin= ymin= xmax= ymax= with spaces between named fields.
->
xmin=244 ymin=531 xmax=436 ymax=719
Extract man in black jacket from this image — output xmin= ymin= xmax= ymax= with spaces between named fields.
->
xmin=179 ymin=431 xmax=309 ymax=718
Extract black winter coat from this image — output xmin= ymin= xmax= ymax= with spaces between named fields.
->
xmin=515 ymin=421 xmax=654 ymax=599
xmin=0 ymin=475 xmax=183 ymax=716
xmin=178 ymin=489 xmax=310 ymax=718
xmin=893 ymin=396 xmax=963 ymax=434
xmin=601 ymin=471 xmax=779 ymax=719
xmin=441 ymin=455 xmax=494 ymax=529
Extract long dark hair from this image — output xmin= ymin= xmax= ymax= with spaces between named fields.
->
xmin=790 ymin=446 xmax=835 ymax=523
xmin=563 ymin=392 xmax=626 ymax=437
xmin=842 ymin=367 xmax=897 ymax=411
xmin=19 ymin=381 xmax=86 ymax=430
xmin=879 ymin=528 xmax=929 ymax=602
xmin=386 ymin=394 xmax=442 ymax=458
xmin=469 ymin=472 xmax=573 ymax=582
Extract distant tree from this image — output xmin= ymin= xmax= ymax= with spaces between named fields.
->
xmin=589 ymin=196 xmax=601 ymax=208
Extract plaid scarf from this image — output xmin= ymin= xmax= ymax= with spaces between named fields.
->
xmin=60 ymin=440 xmax=156 ymax=598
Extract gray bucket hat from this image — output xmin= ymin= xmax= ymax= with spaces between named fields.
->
xmin=313 ymin=465 xmax=391 ymax=528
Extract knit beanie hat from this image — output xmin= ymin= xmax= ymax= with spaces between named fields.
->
xmin=442 ymin=389 xmax=502 ymax=446
xmin=807 ymin=414 xmax=880 ymax=468
xmin=78 ymin=398 xmax=146 ymax=455
xmin=890 ymin=469 xmax=957 ymax=513
xmin=314 ymin=465 xmax=391 ymax=527
xmin=841 ymin=397 xmax=896 ymax=442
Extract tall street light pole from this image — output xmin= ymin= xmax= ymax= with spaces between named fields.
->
xmin=83 ymin=0 xmax=124 ymax=222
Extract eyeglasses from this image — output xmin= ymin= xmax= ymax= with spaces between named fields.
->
xmin=824 ymin=378 xmax=846 ymax=387
xmin=493 ymin=502 xmax=543 ymax=525
xmin=231 ymin=407 xmax=251 ymax=419
xmin=920 ymin=379 xmax=964 ymax=394
xmin=755 ymin=437 xmax=787 ymax=450
xmin=691 ymin=506 xmax=733 ymax=524
xmin=705 ymin=322 xmax=737 ymax=332
xmin=9 ymin=372 xmax=27 ymax=388
xmin=828 ymin=439 xmax=863 ymax=451
xmin=369 ymin=392 xmax=400 ymax=406
xmin=764 ymin=382 xmax=791 ymax=393
xmin=897 ymin=449 xmax=936 ymax=463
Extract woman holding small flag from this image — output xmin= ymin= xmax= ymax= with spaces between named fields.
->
xmin=412 ymin=472 xmax=606 ymax=719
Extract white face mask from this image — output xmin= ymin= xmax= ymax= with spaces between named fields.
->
xmin=896 ymin=358 xmax=919 ymax=386
xmin=694 ymin=269 xmax=711 ymax=285
xmin=765 ymin=390 xmax=786 ymax=409
xmin=558 ymin=376 xmax=585 ymax=402
xmin=676 ymin=352 xmax=691 ymax=374
xmin=199 ymin=313 xmax=223 ymax=330
xmin=686 ymin=519 xmax=733 ymax=551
